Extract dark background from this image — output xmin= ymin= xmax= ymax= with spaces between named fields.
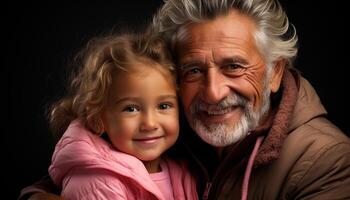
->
xmin=5 ymin=1 xmax=348 ymax=199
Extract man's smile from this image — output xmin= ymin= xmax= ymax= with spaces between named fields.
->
xmin=197 ymin=106 xmax=241 ymax=124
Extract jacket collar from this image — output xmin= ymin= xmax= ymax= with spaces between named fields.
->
xmin=254 ymin=69 xmax=327 ymax=166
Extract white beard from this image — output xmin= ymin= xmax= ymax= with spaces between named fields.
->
xmin=192 ymin=111 xmax=251 ymax=147
xmin=187 ymin=72 xmax=272 ymax=147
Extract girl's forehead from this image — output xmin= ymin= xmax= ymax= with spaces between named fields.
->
xmin=112 ymin=63 xmax=175 ymax=84
xmin=126 ymin=62 xmax=174 ymax=78
xmin=108 ymin=64 xmax=177 ymax=99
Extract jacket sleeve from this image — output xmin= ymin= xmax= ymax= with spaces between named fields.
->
xmin=290 ymin=141 xmax=350 ymax=200
xmin=18 ymin=175 xmax=60 ymax=200
xmin=61 ymin=169 xmax=128 ymax=200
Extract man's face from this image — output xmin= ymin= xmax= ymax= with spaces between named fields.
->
xmin=176 ymin=10 xmax=282 ymax=147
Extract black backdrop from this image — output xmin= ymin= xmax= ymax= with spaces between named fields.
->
xmin=5 ymin=1 xmax=348 ymax=199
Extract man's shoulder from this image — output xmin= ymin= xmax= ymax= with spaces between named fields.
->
xmin=280 ymin=116 xmax=349 ymax=177
xmin=251 ymin=117 xmax=350 ymax=199
xmin=277 ymin=117 xmax=350 ymax=199
xmin=285 ymin=116 xmax=349 ymax=152
xmin=276 ymin=116 xmax=350 ymax=184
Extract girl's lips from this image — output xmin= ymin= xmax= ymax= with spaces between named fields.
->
xmin=133 ymin=136 xmax=163 ymax=144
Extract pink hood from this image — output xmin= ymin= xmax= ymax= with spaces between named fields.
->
xmin=49 ymin=120 xmax=197 ymax=200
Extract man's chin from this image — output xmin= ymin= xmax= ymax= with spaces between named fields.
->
xmin=191 ymin=121 xmax=233 ymax=146
xmin=190 ymin=115 xmax=251 ymax=147
xmin=196 ymin=129 xmax=244 ymax=147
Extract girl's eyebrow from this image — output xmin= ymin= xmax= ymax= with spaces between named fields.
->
xmin=158 ymin=94 xmax=177 ymax=100
xmin=115 ymin=94 xmax=177 ymax=104
xmin=114 ymin=97 xmax=141 ymax=104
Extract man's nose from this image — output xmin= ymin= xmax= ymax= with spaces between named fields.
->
xmin=140 ymin=110 xmax=159 ymax=132
xmin=201 ymin=67 xmax=230 ymax=104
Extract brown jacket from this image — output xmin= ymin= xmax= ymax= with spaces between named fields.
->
xmin=186 ymin=70 xmax=350 ymax=200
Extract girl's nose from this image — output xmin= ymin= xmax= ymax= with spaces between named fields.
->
xmin=140 ymin=111 xmax=159 ymax=132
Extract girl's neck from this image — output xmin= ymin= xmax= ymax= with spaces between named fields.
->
xmin=143 ymin=158 xmax=161 ymax=173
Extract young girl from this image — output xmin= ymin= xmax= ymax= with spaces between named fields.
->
xmin=48 ymin=32 xmax=198 ymax=200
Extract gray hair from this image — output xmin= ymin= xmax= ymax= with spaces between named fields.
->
xmin=153 ymin=0 xmax=298 ymax=68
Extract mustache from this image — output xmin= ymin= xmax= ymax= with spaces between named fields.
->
xmin=190 ymin=93 xmax=248 ymax=114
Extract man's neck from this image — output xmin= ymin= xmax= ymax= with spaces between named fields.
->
xmin=216 ymin=147 xmax=224 ymax=159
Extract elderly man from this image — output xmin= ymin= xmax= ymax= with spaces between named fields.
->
xmin=20 ymin=0 xmax=350 ymax=199
xmin=151 ymin=0 xmax=350 ymax=199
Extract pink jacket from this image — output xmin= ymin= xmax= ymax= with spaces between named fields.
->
xmin=49 ymin=120 xmax=198 ymax=200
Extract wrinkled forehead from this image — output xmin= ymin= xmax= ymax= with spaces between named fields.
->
xmin=174 ymin=10 xmax=258 ymax=61
xmin=177 ymin=46 xmax=252 ymax=66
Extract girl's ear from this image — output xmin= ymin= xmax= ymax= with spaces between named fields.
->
xmin=88 ymin=117 xmax=105 ymax=136
xmin=269 ymin=59 xmax=285 ymax=93
xmin=98 ymin=118 xmax=105 ymax=136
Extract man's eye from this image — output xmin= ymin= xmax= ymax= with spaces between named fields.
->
xmin=122 ymin=106 xmax=139 ymax=112
xmin=180 ymin=66 xmax=204 ymax=82
xmin=222 ymin=63 xmax=246 ymax=76
xmin=181 ymin=66 xmax=202 ymax=75
xmin=187 ymin=67 xmax=201 ymax=74
xmin=224 ymin=63 xmax=242 ymax=70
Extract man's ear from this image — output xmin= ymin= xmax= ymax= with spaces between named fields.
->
xmin=269 ymin=59 xmax=285 ymax=93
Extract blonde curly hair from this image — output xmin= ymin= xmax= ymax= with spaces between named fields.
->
xmin=49 ymin=32 xmax=175 ymax=136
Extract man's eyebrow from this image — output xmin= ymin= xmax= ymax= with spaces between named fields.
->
xmin=180 ymin=58 xmax=204 ymax=65
xmin=220 ymin=56 xmax=249 ymax=65
xmin=180 ymin=60 xmax=201 ymax=65
xmin=177 ymin=60 xmax=204 ymax=70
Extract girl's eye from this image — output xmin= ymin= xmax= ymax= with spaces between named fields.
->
xmin=158 ymin=103 xmax=172 ymax=110
xmin=122 ymin=106 xmax=139 ymax=112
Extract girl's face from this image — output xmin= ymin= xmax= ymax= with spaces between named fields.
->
xmin=101 ymin=63 xmax=178 ymax=172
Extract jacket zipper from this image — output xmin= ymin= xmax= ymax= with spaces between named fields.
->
xmin=183 ymin=143 xmax=212 ymax=199
xmin=185 ymin=142 xmax=244 ymax=199
xmin=202 ymin=144 xmax=245 ymax=200
xmin=202 ymin=182 xmax=212 ymax=200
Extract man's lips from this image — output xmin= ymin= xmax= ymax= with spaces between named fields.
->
xmin=197 ymin=106 xmax=240 ymax=123
xmin=204 ymin=106 xmax=234 ymax=115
